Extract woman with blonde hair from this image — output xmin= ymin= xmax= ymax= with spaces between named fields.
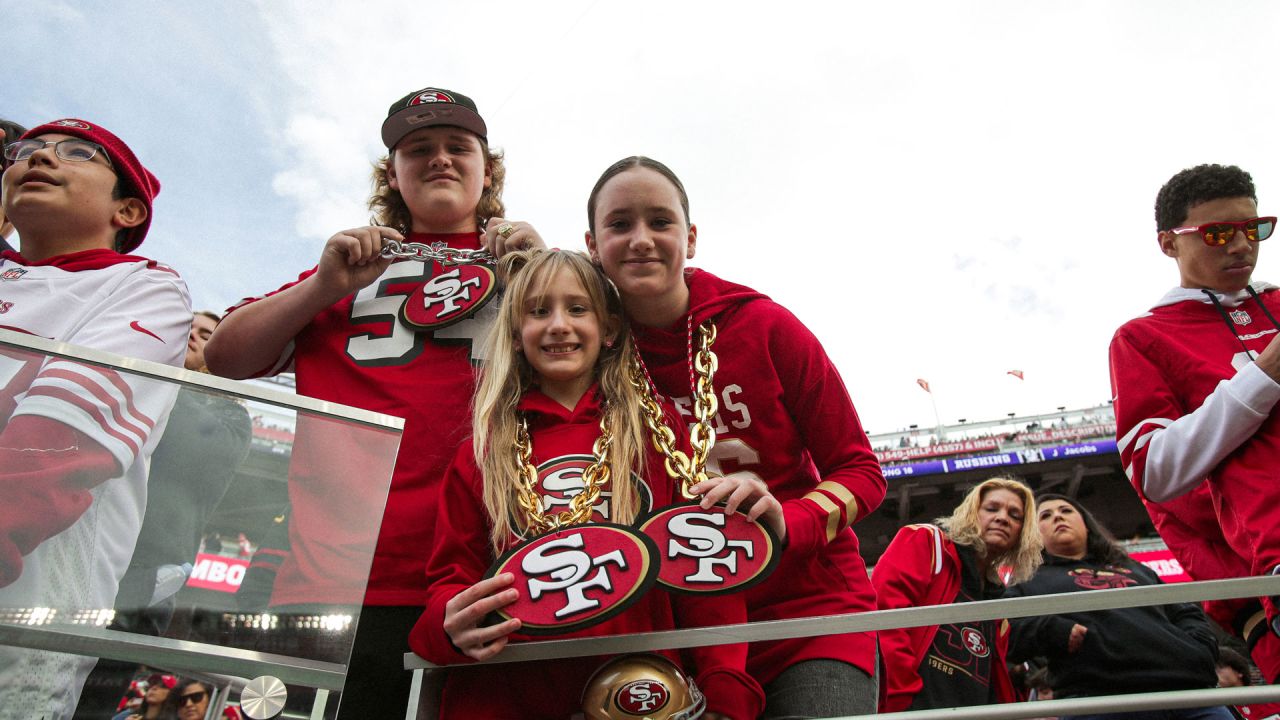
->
xmin=873 ymin=476 xmax=1042 ymax=711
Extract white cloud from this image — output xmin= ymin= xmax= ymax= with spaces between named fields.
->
xmin=11 ymin=0 xmax=1272 ymax=434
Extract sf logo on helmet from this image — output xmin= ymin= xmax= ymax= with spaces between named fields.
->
xmin=616 ymin=680 xmax=670 ymax=714
xmin=523 ymin=534 xmax=629 ymax=619
xmin=665 ymin=512 xmax=754 ymax=584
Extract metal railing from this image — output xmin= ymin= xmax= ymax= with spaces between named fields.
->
xmin=404 ymin=575 xmax=1280 ymax=719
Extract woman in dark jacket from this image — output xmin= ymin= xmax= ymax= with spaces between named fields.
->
xmin=1006 ymin=493 xmax=1230 ymax=720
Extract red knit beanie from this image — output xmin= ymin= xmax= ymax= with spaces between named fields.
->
xmin=20 ymin=118 xmax=160 ymax=252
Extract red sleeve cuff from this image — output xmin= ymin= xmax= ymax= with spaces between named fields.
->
xmin=782 ymin=500 xmax=821 ymax=556
xmin=409 ymin=590 xmax=473 ymax=666
xmin=697 ymin=667 xmax=764 ymax=720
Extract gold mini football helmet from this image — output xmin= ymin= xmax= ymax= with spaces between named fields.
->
xmin=581 ymin=653 xmax=705 ymax=720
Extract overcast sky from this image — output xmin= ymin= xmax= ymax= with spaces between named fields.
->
xmin=5 ymin=0 xmax=1278 ymax=434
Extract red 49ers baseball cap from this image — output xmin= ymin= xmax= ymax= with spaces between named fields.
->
xmin=145 ymin=673 xmax=177 ymax=689
xmin=20 ymin=118 xmax=160 ymax=253
xmin=381 ymin=87 xmax=487 ymax=149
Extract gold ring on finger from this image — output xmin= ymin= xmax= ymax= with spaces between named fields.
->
xmin=497 ymin=223 xmax=516 ymax=239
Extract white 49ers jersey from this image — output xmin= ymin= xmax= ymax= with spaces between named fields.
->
xmin=0 ymin=248 xmax=190 ymax=718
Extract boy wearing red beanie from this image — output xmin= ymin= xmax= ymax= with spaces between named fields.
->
xmin=0 ymin=118 xmax=191 ymax=715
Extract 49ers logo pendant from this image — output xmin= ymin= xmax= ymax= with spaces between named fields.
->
xmin=508 ymin=455 xmax=654 ymax=541
xmin=401 ymin=264 xmax=496 ymax=329
xmin=639 ymin=502 xmax=780 ymax=595
xmin=485 ymin=523 xmax=658 ymax=635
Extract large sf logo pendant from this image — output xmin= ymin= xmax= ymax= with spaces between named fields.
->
xmin=639 ymin=502 xmax=780 ymax=595
xmin=485 ymin=523 xmax=659 ymax=635
xmin=401 ymin=264 xmax=497 ymax=329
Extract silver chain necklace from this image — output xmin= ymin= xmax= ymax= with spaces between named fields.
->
xmin=378 ymin=239 xmax=495 ymax=267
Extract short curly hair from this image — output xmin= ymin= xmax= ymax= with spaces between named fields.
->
xmin=1155 ymin=164 xmax=1256 ymax=231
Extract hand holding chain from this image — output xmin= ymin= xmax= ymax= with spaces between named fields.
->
xmin=514 ymin=412 xmax=614 ymax=533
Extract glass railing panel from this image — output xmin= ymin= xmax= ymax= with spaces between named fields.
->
xmin=0 ymin=331 xmax=402 ymax=720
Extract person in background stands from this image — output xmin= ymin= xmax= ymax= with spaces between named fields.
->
xmin=874 ymin=476 xmax=1042 ymax=711
xmin=1007 ymin=494 xmax=1229 ymax=720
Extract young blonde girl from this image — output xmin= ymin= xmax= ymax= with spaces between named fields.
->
xmin=470 ymin=249 xmax=648 ymax=553
xmin=410 ymin=249 xmax=772 ymax=720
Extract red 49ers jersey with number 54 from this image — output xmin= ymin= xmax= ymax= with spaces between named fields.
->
xmin=225 ymin=231 xmax=498 ymax=606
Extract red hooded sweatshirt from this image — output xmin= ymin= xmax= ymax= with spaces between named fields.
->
xmin=631 ymin=268 xmax=886 ymax=684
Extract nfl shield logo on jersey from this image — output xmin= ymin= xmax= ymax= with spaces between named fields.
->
xmin=1230 ymin=309 xmax=1252 ymax=326
xmin=1 ymin=268 xmax=27 ymax=281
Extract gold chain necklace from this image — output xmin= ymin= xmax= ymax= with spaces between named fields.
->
xmin=629 ymin=319 xmax=720 ymax=499
xmin=513 ymin=410 xmax=614 ymax=534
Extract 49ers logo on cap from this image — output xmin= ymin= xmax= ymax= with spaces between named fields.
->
xmin=51 ymin=119 xmax=91 ymax=130
xmin=411 ymin=89 xmax=456 ymax=106
xmin=401 ymin=265 xmax=496 ymax=329
xmin=640 ymin=502 xmax=779 ymax=595
xmin=615 ymin=680 xmax=670 ymax=715
xmin=487 ymin=523 xmax=658 ymax=635
xmin=961 ymin=627 xmax=989 ymax=657
xmin=509 ymin=455 xmax=654 ymax=539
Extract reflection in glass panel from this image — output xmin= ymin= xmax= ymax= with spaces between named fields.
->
xmin=0 ymin=338 xmax=400 ymax=719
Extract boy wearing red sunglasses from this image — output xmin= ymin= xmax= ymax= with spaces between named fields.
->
xmin=1110 ymin=163 xmax=1280 ymax=676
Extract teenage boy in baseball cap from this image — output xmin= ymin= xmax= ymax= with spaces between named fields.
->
xmin=0 ymin=118 xmax=191 ymax=716
xmin=206 ymin=87 xmax=542 ymax=716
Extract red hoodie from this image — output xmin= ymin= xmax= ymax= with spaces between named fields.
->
xmin=410 ymin=387 xmax=763 ymax=719
xmin=1142 ymin=485 xmax=1280 ymax=682
xmin=631 ymin=268 xmax=886 ymax=684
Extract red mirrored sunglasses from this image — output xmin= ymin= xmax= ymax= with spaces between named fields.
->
xmin=1169 ymin=217 xmax=1277 ymax=246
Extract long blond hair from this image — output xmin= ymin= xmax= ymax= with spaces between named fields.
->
xmin=473 ymin=249 xmax=648 ymax=553
xmin=937 ymin=476 xmax=1043 ymax=584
